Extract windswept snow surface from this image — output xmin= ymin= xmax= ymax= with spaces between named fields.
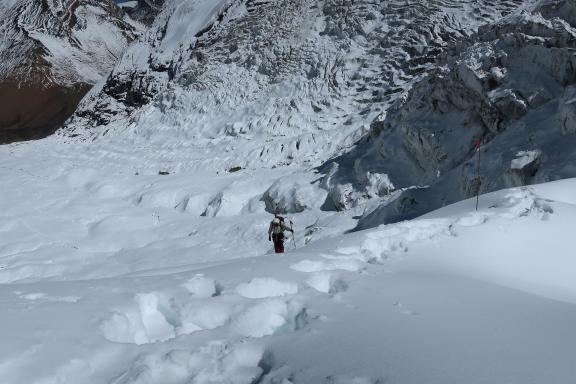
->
xmin=1 ymin=138 xmax=576 ymax=383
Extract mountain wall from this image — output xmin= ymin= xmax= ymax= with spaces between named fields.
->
xmin=57 ymin=0 xmax=575 ymax=228
xmin=62 ymin=0 xmax=524 ymax=172
xmin=319 ymin=0 xmax=576 ymax=228
xmin=0 ymin=0 xmax=141 ymax=143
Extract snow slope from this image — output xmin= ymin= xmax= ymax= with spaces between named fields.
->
xmin=1 ymin=139 xmax=575 ymax=383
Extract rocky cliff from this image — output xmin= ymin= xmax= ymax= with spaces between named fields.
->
xmin=119 ymin=0 xmax=165 ymax=26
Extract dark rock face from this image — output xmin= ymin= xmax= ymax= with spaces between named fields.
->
xmin=122 ymin=0 xmax=165 ymax=26
xmin=0 ymin=81 xmax=91 ymax=144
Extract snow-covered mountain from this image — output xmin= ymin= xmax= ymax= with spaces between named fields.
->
xmin=62 ymin=0 xmax=524 ymax=171
xmin=320 ymin=0 xmax=576 ymax=228
xmin=2 ymin=0 xmax=576 ymax=383
xmin=0 ymin=0 xmax=141 ymax=143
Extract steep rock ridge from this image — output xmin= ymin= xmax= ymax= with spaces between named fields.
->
xmin=62 ymin=0 xmax=523 ymax=172
xmin=0 ymin=0 xmax=141 ymax=143
xmin=323 ymin=0 xmax=576 ymax=228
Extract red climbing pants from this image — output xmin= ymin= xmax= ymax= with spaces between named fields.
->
xmin=272 ymin=233 xmax=285 ymax=253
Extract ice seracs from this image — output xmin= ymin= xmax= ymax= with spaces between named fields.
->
xmin=328 ymin=0 xmax=576 ymax=228
xmin=62 ymin=0 xmax=524 ymax=173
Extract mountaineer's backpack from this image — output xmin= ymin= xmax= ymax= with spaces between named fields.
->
xmin=271 ymin=217 xmax=285 ymax=234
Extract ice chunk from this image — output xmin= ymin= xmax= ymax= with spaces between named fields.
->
xmin=510 ymin=150 xmax=542 ymax=170
xmin=182 ymin=275 xmax=220 ymax=298
xmin=306 ymin=272 xmax=347 ymax=294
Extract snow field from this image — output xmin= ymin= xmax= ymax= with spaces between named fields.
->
xmin=0 ymin=140 xmax=350 ymax=284
xmin=2 ymin=137 xmax=576 ymax=383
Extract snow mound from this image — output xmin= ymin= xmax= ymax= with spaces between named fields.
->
xmin=358 ymin=219 xmax=455 ymax=263
xmin=101 ymin=291 xmax=239 ymax=345
xmin=306 ymin=272 xmax=348 ymax=295
xmin=113 ymin=341 xmax=267 ymax=384
xmin=102 ymin=292 xmax=177 ymax=345
xmin=232 ymin=299 xmax=307 ymax=338
xmin=236 ymin=278 xmax=298 ymax=299
xmin=178 ymin=301 xmax=234 ymax=333
xmin=262 ymin=179 xmax=327 ymax=214
xmin=182 ymin=275 xmax=221 ymax=298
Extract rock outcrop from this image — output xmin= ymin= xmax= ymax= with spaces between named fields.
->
xmin=119 ymin=0 xmax=165 ymax=26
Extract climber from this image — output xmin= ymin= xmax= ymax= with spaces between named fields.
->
xmin=268 ymin=214 xmax=293 ymax=254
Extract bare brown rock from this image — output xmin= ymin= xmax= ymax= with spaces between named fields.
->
xmin=0 ymin=81 xmax=91 ymax=143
